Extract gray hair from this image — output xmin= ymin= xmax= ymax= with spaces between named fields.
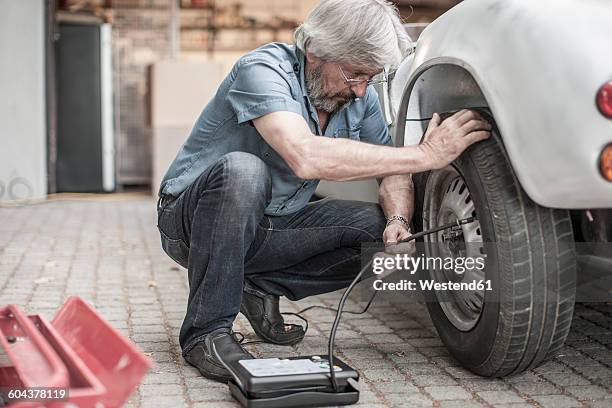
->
xmin=294 ymin=0 xmax=411 ymax=70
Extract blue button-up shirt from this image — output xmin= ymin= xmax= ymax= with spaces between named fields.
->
xmin=159 ymin=43 xmax=392 ymax=216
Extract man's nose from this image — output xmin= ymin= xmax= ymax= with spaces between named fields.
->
xmin=351 ymin=82 xmax=368 ymax=98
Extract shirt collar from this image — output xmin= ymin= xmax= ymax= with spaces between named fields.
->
xmin=294 ymin=47 xmax=308 ymax=98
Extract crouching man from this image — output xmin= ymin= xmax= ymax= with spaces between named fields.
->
xmin=157 ymin=0 xmax=491 ymax=382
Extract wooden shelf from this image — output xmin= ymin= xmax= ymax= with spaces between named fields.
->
xmin=180 ymin=25 xmax=287 ymax=31
xmin=103 ymin=0 xmax=170 ymax=10
xmin=107 ymin=7 xmax=169 ymax=11
xmin=181 ymin=46 xmax=263 ymax=52
xmin=179 ymin=5 xmax=215 ymax=10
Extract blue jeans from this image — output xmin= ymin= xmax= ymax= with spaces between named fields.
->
xmin=157 ymin=152 xmax=386 ymax=354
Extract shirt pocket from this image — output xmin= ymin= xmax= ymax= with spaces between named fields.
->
xmin=333 ymin=126 xmax=362 ymax=141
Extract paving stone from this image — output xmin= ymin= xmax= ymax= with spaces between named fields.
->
xmin=180 ymin=365 xmax=202 ymax=378
xmin=411 ymin=374 xmax=458 ymax=387
xmin=187 ymin=387 xmax=234 ymax=402
xmin=594 ymin=375 xmax=612 ymax=389
xmin=531 ymin=394 xmax=582 ymax=408
xmin=406 ymin=338 xmax=445 ymax=347
xmin=4 ymin=198 xmax=612 ymax=408
xmin=132 ymin=324 xmax=166 ymax=334
xmin=350 ymin=357 xmax=396 ymax=369
xmin=131 ymin=332 xmax=169 ymax=343
xmin=396 ymin=328 xmax=441 ymax=339
xmin=344 ymin=347 xmax=385 ymax=359
xmin=476 ymin=390 xmax=524 ymax=405
xmin=564 ymin=384 xmax=612 ymax=401
xmin=357 ymin=388 xmax=384 ymax=404
xmin=510 ymin=380 xmax=562 ymax=396
xmin=382 ymin=317 xmax=423 ymax=327
xmin=139 ymin=383 xmax=184 ymax=397
xmin=424 ymin=385 xmax=472 ymax=400
xmin=140 ymin=341 xmax=174 ymax=352
xmin=192 ymin=402 xmax=240 ymax=408
xmin=376 ymin=343 xmax=417 ymax=353
xmin=358 ymin=324 xmax=395 ymax=334
xmin=439 ymin=401 xmax=485 ymax=408
xmin=505 ymin=372 xmax=542 ymax=383
xmin=418 ymin=346 xmax=451 ymax=357
xmin=385 ymin=392 xmax=434 ymax=407
xmin=396 ymin=363 xmax=444 ymax=376
xmin=148 ymin=351 xmax=176 ymax=363
xmin=374 ymin=381 xmax=419 ymax=394
xmin=362 ymin=368 xmax=407 ymax=382
xmin=365 ymin=333 xmax=405 ymax=344
xmin=588 ymin=400 xmax=612 ymax=408
xmin=150 ymin=362 xmax=180 ymax=374
xmin=573 ymin=365 xmax=612 ymax=381
xmin=141 ymin=395 xmax=188 ymax=407
xmin=142 ymin=371 xmax=182 ymax=385
xmin=430 ymin=355 xmax=461 ymax=367
xmin=556 ymin=354 xmax=602 ymax=368
xmin=388 ymin=351 xmax=428 ymax=364
xmin=541 ymin=372 xmax=591 ymax=387
xmin=444 ymin=366 xmax=481 ymax=379
xmin=534 ymin=361 xmax=575 ymax=374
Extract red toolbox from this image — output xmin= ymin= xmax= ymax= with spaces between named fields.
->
xmin=0 ymin=297 xmax=153 ymax=407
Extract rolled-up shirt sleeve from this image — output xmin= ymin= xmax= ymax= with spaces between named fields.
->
xmin=359 ymin=87 xmax=393 ymax=146
xmin=226 ymin=60 xmax=303 ymax=124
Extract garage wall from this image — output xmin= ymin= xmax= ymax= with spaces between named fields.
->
xmin=0 ymin=0 xmax=47 ymax=201
xmin=150 ymin=60 xmax=225 ymax=193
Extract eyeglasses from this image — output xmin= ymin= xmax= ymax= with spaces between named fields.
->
xmin=337 ymin=64 xmax=389 ymax=87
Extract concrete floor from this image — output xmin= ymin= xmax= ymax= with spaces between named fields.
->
xmin=2 ymin=196 xmax=612 ymax=407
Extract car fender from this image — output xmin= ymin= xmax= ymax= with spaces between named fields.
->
xmin=391 ymin=0 xmax=612 ymax=209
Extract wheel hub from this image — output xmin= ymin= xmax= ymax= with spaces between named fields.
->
xmin=423 ymin=166 xmax=486 ymax=331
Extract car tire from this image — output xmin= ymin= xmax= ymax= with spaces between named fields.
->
xmin=412 ymin=113 xmax=577 ymax=377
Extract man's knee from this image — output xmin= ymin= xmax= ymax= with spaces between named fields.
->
xmin=200 ymin=152 xmax=271 ymax=203
xmin=357 ymin=203 xmax=387 ymax=242
xmin=332 ymin=200 xmax=386 ymax=244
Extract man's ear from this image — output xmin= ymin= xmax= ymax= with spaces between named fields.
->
xmin=305 ymin=51 xmax=318 ymax=64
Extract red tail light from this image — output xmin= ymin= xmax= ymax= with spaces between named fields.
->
xmin=597 ymin=81 xmax=612 ymax=118
xmin=601 ymin=144 xmax=612 ymax=182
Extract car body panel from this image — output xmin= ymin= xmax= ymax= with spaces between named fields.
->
xmin=392 ymin=0 xmax=612 ymax=209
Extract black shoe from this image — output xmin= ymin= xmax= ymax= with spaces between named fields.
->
xmin=240 ymin=284 xmax=305 ymax=346
xmin=183 ymin=328 xmax=253 ymax=383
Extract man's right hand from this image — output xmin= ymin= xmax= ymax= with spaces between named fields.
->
xmin=418 ymin=110 xmax=492 ymax=170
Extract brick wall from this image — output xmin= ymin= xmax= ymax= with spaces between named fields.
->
xmin=109 ymin=0 xmax=316 ymax=187
xmin=108 ymin=0 xmax=434 ymax=188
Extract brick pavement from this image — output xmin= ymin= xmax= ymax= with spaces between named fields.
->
xmin=1 ymin=196 xmax=612 ymax=407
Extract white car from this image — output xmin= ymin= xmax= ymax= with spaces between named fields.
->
xmin=318 ymin=0 xmax=612 ymax=377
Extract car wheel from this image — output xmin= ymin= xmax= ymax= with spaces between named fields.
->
xmin=413 ymin=113 xmax=577 ymax=377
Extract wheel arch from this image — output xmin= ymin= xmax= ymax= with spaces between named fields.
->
xmin=393 ymin=58 xmax=493 ymax=148
xmin=392 ymin=58 xmax=546 ymax=208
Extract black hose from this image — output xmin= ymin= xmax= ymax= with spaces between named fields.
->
xmin=326 ymin=216 xmax=476 ymax=391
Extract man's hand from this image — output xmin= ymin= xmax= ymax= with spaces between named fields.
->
xmin=383 ymin=220 xmax=416 ymax=255
xmin=419 ymin=110 xmax=491 ymax=170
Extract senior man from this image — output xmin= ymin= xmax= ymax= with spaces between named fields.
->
xmin=157 ymin=0 xmax=490 ymax=382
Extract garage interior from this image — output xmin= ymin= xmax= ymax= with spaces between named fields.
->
xmin=1 ymin=0 xmax=459 ymax=200
xmin=2 ymin=1 xmax=612 ymax=408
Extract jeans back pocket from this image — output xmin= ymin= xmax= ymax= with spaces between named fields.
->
xmin=159 ymin=228 xmax=189 ymax=268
